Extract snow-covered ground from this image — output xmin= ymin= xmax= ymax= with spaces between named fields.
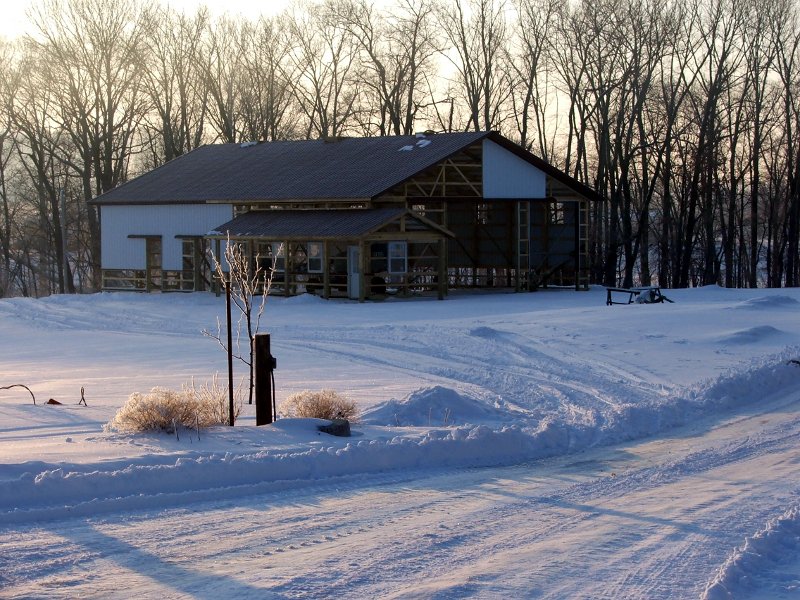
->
xmin=1 ymin=286 xmax=799 ymax=598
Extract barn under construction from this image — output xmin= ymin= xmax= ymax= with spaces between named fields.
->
xmin=92 ymin=131 xmax=602 ymax=300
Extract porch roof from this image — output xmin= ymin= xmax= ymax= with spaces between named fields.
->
xmin=206 ymin=208 xmax=450 ymax=240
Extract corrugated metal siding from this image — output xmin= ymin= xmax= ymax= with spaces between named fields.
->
xmin=482 ymin=139 xmax=546 ymax=198
xmin=101 ymin=204 xmax=233 ymax=270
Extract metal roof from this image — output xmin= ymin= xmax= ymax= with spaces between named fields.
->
xmin=94 ymin=132 xmax=487 ymax=205
xmin=93 ymin=131 xmax=603 ymax=205
xmin=207 ymin=208 xmax=424 ymax=240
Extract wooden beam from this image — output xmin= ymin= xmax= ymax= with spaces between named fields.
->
xmin=574 ymin=202 xmax=581 ymax=291
xmin=214 ymin=239 xmax=222 ymax=297
xmin=438 ymin=238 xmax=446 ymax=300
xmin=323 ymin=240 xmax=330 ymax=299
xmin=358 ymin=241 xmax=366 ymax=303
xmin=284 ymin=239 xmax=290 ymax=297
xmin=366 ymin=232 xmax=444 ymax=242
xmin=444 ymin=159 xmax=481 ymax=196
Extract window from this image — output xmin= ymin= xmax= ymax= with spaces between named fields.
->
xmin=180 ymin=237 xmax=212 ymax=291
xmin=371 ymin=243 xmax=387 ymax=273
xmin=145 ymin=237 xmax=162 ymax=291
xmin=476 ymin=202 xmax=490 ymax=225
xmin=388 ymin=241 xmax=407 ymax=274
xmin=146 ymin=237 xmax=162 ymax=269
xmin=550 ymin=202 xmax=566 ymax=225
xmin=270 ymin=243 xmax=285 ymax=272
xmin=181 ymin=239 xmax=193 ymax=270
xmin=307 ymin=241 xmax=323 ymax=273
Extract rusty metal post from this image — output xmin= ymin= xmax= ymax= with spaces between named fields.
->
xmin=254 ymin=333 xmax=275 ymax=425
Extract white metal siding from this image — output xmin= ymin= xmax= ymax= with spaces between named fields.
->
xmin=482 ymin=139 xmax=546 ymax=198
xmin=100 ymin=204 xmax=233 ymax=270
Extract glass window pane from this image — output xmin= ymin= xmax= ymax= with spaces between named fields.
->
xmin=388 ymin=241 xmax=407 ymax=274
xmin=307 ymin=241 xmax=323 ymax=273
xmin=271 ymin=243 xmax=285 ymax=271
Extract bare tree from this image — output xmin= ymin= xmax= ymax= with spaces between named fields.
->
xmin=7 ymin=40 xmax=77 ymax=294
xmin=237 ymin=16 xmax=298 ymax=142
xmin=0 ymin=41 xmax=15 ymax=296
xmin=679 ymin=0 xmax=745 ymax=287
xmin=0 ymin=0 xmax=798 ymax=294
xmin=204 ymin=239 xmax=277 ymax=406
xmin=286 ymin=2 xmax=362 ymax=139
xmin=28 ymin=0 xmax=153 ymax=288
xmin=774 ymin=0 xmax=800 ymax=287
xmin=438 ymin=0 xmax=511 ymax=132
xmin=551 ymin=0 xmax=632 ymax=286
xmin=331 ymin=0 xmax=441 ymax=136
xmin=652 ymin=0 xmax=702 ymax=288
xmin=742 ymin=0 xmax=779 ymax=287
xmin=616 ymin=0 xmax=677 ymax=287
xmin=509 ymin=0 xmax=559 ymax=157
xmin=142 ymin=6 xmax=211 ymax=166
xmin=548 ymin=1 xmax=592 ymax=180
xmin=201 ymin=16 xmax=245 ymax=144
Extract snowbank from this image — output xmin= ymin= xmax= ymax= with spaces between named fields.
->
xmin=2 ymin=287 xmax=800 ymax=597
xmin=2 ymin=287 xmax=800 ymax=530
xmin=701 ymin=505 xmax=800 ymax=599
xmin=3 ymin=349 xmax=800 ymax=525
xmin=0 ymin=422 xmax=537 ymax=524
xmin=363 ymin=385 xmax=512 ymax=426
xmin=731 ymin=295 xmax=799 ymax=310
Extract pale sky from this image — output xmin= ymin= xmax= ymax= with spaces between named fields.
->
xmin=0 ymin=0 xmax=293 ymax=40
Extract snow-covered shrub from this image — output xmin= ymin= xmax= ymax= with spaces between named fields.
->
xmin=107 ymin=377 xmax=240 ymax=433
xmin=279 ymin=389 xmax=359 ymax=422
xmin=187 ymin=376 xmax=242 ymax=427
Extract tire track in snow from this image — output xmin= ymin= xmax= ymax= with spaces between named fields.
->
xmin=283 ymin=323 xmax=663 ymax=423
xmin=1 ymin=394 xmax=798 ymax=599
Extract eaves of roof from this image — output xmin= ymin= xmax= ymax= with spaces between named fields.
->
xmin=206 ymin=208 xmax=453 ymax=241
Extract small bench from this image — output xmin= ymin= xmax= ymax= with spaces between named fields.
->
xmin=606 ymin=286 xmax=672 ymax=306
xmin=606 ymin=287 xmax=641 ymax=305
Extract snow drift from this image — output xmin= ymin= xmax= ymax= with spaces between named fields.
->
xmin=702 ymin=505 xmax=800 ymax=599
xmin=3 ymin=349 xmax=799 ymax=525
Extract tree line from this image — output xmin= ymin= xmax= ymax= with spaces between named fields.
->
xmin=1 ymin=0 xmax=799 ymax=297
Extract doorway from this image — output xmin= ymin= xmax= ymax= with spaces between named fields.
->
xmin=347 ymin=245 xmax=360 ymax=299
xmin=146 ymin=237 xmax=162 ymax=291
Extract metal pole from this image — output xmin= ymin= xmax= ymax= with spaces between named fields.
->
xmin=226 ymin=278 xmax=234 ymax=426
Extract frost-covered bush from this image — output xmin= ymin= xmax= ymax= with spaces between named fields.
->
xmin=107 ymin=377 xmax=240 ymax=433
xmin=279 ymin=389 xmax=359 ymax=422
xmin=188 ymin=376 xmax=242 ymax=427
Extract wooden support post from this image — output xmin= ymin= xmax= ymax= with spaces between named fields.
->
xmin=514 ymin=201 xmax=521 ymax=292
xmin=226 ymin=280 xmax=234 ymax=424
xmin=574 ymin=201 xmax=581 ymax=291
xmin=543 ymin=203 xmax=550 ymax=288
xmin=284 ymin=240 xmax=291 ymax=297
xmin=358 ymin=241 xmax=366 ymax=303
xmin=192 ymin=239 xmax=199 ymax=292
xmin=323 ymin=241 xmax=330 ymax=299
xmin=214 ymin=239 xmax=222 ymax=297
xmin=254 ymin=333 xmax=274 ymax=425
xmin=438 ymin=238 xmax=446 ymax=300
xmin=145 ymin=238 xmax=153 ymax=293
